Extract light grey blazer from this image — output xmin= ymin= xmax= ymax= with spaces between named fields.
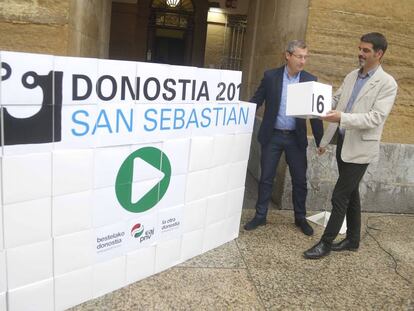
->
xmin=320 ymin=65 xmax=398 ymax=164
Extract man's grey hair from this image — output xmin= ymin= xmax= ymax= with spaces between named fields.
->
xmin=286 ymin=40 xmax=307 ymax=53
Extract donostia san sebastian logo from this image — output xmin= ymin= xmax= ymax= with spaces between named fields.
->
xmin=1 ymin=62 xmax=63 ymax=145
xmin=131 ymin=223 xmax=144 ymax=238
xmin=115 ymin=147 xmax=171 ymax=213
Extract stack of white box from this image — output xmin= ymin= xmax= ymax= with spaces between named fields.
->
xmin=0 ymin=51 xmax=255 ymax=311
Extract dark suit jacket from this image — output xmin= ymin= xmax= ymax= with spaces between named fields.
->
xmin=250 ymin=65 xmax=323 ymax=148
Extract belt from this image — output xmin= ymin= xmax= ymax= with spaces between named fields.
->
xmin=274 ymin=129 xmax=295 ymax=135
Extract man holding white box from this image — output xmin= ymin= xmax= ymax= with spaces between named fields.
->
xmin=244 ymin=40 xmax=324 ymax=235
xmin=304 ymin=33 xmax=398 ymax=259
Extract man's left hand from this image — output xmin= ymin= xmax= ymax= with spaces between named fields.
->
xmin=320 ymin=110 xmax=341 ymax=123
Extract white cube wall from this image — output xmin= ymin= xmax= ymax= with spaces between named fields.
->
xmin=93 ymin=146 xmax=131 ymax=189
xmin=52 ymin=191 xmax=93 ymax=237
xmin=155 ymin=238 xmax=182 ymax=273
xmin=54 ymin=267 xmax=93 ymax=311
xmin=0 ymin=293 xmax=5 ymax=311
xmin=92 ymin=256 xmax=126 ymax=299
xmin=212 ymin=135 xmax=234 ymax=166
xmin=2 ymin=153 xmax=52 ymax=204
xmin=185 ymin=169 xmax=210 ymax=202
xmin=0 ymin=51 xmax=256 ymax=310
xmin=52 ymin=150 xmax=93 ymax=196
xmin=188 ymin=137 xmax=214 ymax=171
xmin=0 ymin=251 xmax=6 ymax=294
xmin=6 ymin=240 xmax=53 ymax=290
xmin=53 ymin=230 xmax=94 ymax=276
xmin=0 ymin=203 xmax=3 ymax=251
xmin=181 ymin=229 xmax=204 ymax=262
xmin=7 ymin=278 xmax=54 ymax=311
xmin=126 ymin=246 xmax=156 ymax=284
xmin=183 ymin=199 xmax=207 ymax=233
xmin=3 ymin=198 xmax=51 ymax=248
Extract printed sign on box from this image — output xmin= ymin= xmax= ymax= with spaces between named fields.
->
xmin=286 ymin=81 xmax=332 ymax=118
xmin=0 ymin=50 xmax=256 ymax=310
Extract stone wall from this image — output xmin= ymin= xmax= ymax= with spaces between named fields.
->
xmin=243 ymin=0 xmax=414 ymax=210
xmin=281 ymin=139 xmax=414 ymax=214
xmin=0 ymin=0 xmax=112 ymax=58
xmin=241 ymin=0 xmax=310 ymax=101
xmin=242 ymin=0 xmax=414 ymax=145
xmin=249 ymin=117 xmax=414 ymax=214
xmin=0 ymin=0 xmax=70 ymax=55
xmin=305 ymin=0 xmax=414 ymax=144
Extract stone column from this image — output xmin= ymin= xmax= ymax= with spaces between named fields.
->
xmin=68 ymin=0 xmax=112 ymax=58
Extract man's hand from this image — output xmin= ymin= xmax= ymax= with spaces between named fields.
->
xmin=321 ymin=110 xmax=341 ymax=123
xmin=317 ymin=147 xmax=326 ymax=155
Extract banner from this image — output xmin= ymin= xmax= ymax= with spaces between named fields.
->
xmin=0 ymin=51 xmax=255 ymax=311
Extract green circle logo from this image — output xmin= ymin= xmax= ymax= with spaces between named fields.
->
xmin=115 ymin=147 xmax=171 ymax=213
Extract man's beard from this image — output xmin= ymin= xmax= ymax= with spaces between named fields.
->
xmin=358 ymin=57 xmax=366 ymax=67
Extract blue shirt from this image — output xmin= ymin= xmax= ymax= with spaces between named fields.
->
xmin=340 ymin=66 xmax=378 ymax=135
xmin=274 ymin=66 xmax=299 ymax=130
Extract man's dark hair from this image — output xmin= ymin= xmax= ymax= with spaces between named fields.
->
xmin=360 ymin=32 xmax=388 ymax=54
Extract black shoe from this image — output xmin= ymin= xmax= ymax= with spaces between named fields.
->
xmin=295 ymin=218 xmax=314 ymax=236
xmin=303 ymin=241 xmax=331 ymax=259
xmin=331 ymin=239 xmax=359 ymax=252
xmin=244 ymin=216 xmax=266 ymax=231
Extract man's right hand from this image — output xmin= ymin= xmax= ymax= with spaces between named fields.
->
xmin=317 ymin=147 xmax=326 ymax=155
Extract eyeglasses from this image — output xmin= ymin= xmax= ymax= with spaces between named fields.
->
xmin=289 ymin=53 xmax=309 ymax=60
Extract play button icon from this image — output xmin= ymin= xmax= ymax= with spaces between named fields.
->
xmin=115 ymin=147 xmax=171 ymax=213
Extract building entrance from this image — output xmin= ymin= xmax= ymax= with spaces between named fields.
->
xmin=148 ymin=0 xmax=194 ymax=65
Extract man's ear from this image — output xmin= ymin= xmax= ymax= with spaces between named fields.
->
xmin=285 ymin=52 xmax=290 ymax=61
xmin=376 ymin=49 xmax=384 ymax=60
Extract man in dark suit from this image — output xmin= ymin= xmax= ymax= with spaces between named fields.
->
xmin=244 ymin=40 xmax=324 ymax=235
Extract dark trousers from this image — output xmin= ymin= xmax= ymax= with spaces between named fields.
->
xmin=321 ymin=135 xmax=368 ymax=244
xmin=256 ymin=130 xmax=308 ymax=220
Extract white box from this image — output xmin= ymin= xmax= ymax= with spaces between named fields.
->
xmin=0 ymin=292 xmax=6 ymax=311
xmin=181 ymin=229 xmax=204 ymax=262
xmin=4 ymin=198 xmax=51 ymax=248
xmin=126 ymin=246 xmax=155 ymax=284
xmin=0 ymin=251 xmax=6 ymax=293
xmin=54 ymin=267 xmax=93 ymax=311
xmin=155 ymin=238 xmax=181 ymax=273
xmin=54 ymin=230 xmax=94 ymax=275
xmin=286 ymin=81 xmax=332 ymax=118
xmin=6 ymin=240 xmax=53 ymax=290
xmin=92 ymin=256 xmax=126 ymax=299
xmin=2 ymin=153 xmax=52 ymax=204
xmin=7 ymin=278 xmax=54 ymax=311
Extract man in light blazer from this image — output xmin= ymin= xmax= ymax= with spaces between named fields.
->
xmin=304 ymin=32 xmax=398 ymax=259
xmin=244 ymin=40 xmax=323 ymax=235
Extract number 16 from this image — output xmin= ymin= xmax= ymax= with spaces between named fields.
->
xmin=312 ymin=94 xmax=325 ymax=113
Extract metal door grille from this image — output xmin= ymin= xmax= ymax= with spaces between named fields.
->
xmin=222 ymin=14 xmax=247 ymax=70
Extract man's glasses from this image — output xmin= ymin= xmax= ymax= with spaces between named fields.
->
xmin=289 ymin=53 xmax=309 ymax=60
